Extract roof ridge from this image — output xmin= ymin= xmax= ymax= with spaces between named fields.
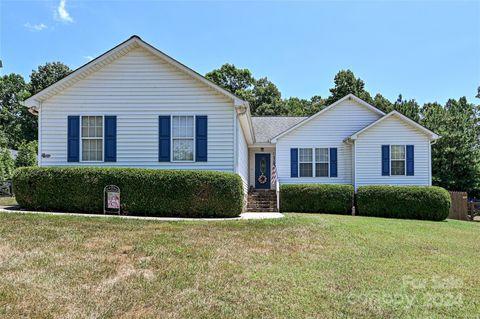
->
xmin=251 ymin=115 xmax=308 ymax=118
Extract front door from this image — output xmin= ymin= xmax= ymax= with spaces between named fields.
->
xmin=255 ymin=153 xmax=271 ymax=189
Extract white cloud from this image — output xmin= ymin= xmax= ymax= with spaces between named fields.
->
xmin=83 ymin=56 xmax=94 ymax=61
xmin=56 ymin=0 xmax=73 ymax=23
xmin=24 ymin=23 xmax=48 ymax=31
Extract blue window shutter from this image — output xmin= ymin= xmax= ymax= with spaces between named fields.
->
xmin=104 ymin=116 xmax=117 ymax=162
xmin=195 ymin=116 xmax=208 ymax=162
xmin=382 ymin=145 xmax=390 ymax=176
xmin=406 ymin=145 xmax=414 ymax=176
xmin=290 ymin=148 xmax=298 ymax=177
xmin=67 ymin=116 xmax=80 ymax=162
xmin=330 ymin=148 xmax=338 ymax=177
xmin=158 ymin=116 xmax=171 ymax=162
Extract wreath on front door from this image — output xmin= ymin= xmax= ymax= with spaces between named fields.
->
xmin=258 ymin=158 xmax=268 ymax=184
xmin=257 ymin=174 xmax=267 ymax=184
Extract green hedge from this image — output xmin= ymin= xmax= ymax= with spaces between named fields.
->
xmin=13 ymin=167 xmax=243 ymax=218
xmin=280 ymin=184 xmax=354 ymax=214
xmin=356 ymin=185 xmax=451 ymax=221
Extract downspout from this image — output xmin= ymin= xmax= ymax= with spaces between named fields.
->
xmin=234 ymin=103 xmax=251 ymax=211
xmin=344 ymin=137 xmax=356 ymax=215
xmin=276 ymin=159 xmax=280 ymax=212
xmin=233 ymin=107 xmax=238 ymax=174
xmin=233 ymin=102 xmax=250 ymax=174
xmin=353 ymin=139 xmax=356 ymax=215
xmin=429 ymin=139 xmax=437 ymax=186
xmin=38 ymin=102 xmax=42 ymax=166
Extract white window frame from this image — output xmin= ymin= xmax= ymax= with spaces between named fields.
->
xmin=315 ymin=148 xmax=330 ymax=177
xmin=171 ymin=115 xmax=196 ymax=163
xmin=299 ymin=148 xmax=313 ymax=177
xmin=296 ymin=147 xmax=334 ymax=178
xmin=390 ymin=144 xmax=406 ymax=176
xmin=80 ymin=115 xmax=104 ymax=163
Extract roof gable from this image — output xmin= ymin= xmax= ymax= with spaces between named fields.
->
xmin=270 ymin=94 xmax=385 ymax=142
xmin=349 ymin=110 xmax=440 ymax=141
xmin=23 ymin=35 xmax=248 ymax=109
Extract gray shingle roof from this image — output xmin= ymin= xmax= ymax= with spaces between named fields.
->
xmin=252 ymin=116 xmax=307 ymax=143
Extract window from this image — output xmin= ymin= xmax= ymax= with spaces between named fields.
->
xmin=172 ymin=115 xmax=194 ymax=161
xmin=81 ymin=116 xmax=103 ymax=161
xmin=299 ymin=148 xmax=313 ymax=177
xmin=391 ymin=145 xmax=406 ymax=175
xmin=315 ymin=148 xmax=329 ymax=177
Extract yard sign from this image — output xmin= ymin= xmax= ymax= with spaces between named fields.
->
xmin=104 ymin=185 xmax=120 ymax=214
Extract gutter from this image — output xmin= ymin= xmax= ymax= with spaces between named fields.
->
xmin=21 ymin=99 xmax=40 ymax=116
xmin=234 ymin=100 xmax=255 ymax=144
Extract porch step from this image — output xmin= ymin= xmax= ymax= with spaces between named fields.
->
xmin=247 ymin=190 xmax=277 ymax=212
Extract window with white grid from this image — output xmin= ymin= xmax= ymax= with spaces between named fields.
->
xmin=391 ymin=145 xmax=406 ymax=175
xmin=299 ymin=148 xmax=313 ymax=177
xmin=172 ymin=116 xmax=194 ymax=161
xmin=81 ymin=116 xmax=103 ymax=161
xmin=315 ymin=148 xmax=329 ymax=177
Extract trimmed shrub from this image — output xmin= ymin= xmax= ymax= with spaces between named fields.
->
xmin=13 ymin=167 xmax=243 ymax=218
xmin=280 ymin=184 xmax=354 ymax=214
xmin=356 ymin=185 xmax=451 ymax=221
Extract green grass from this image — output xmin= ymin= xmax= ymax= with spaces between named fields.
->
xmin=0 ymin=213 xmax=478 ymax=318
xmin=0 ymin=196 xmax=17 ymax=206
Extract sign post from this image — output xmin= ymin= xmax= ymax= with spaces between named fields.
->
xmin=104 ymin=185 xmax=120 ymax=215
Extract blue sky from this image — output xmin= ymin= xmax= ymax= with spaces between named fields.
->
xmin=1 ymin=0 xmax=479 ymax=105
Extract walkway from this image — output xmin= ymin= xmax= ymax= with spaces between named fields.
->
xmin=0 ymin=206 xmax=283 ymax=221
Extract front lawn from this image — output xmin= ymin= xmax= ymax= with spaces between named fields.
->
xmin=0 ymin=213 xmax=478 ymax=318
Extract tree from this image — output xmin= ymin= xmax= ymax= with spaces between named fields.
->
xmin=29 ymin=62 xmax=71 ymax=95
xmin=250 ymin=77 xmax=282 ymax=114
xmin=373 ymin=93 xmax=393 ymax=113
xmin=0 ymin=148 xmax=15 ymax=180
xmin=392 ymin=94 xmax=420 ymax=122
xmin=205 ymin=63 xmax=255 ymax=102
xmin=421 ymin=98 xmax=480 ymax=195
xmin=0 ymin=74 xmax=32 ymax=148
xmin=326 ymin=70 xmax=374 ymax=105
xmin=0 ymin=63 xmax=71 ymax=149
xmin=281 ymin=97 xmax=314 ymax=116
xmin=205 ymin=64 xmax=329 ymax=116
xmin=0 ymin=130 xmax=8 ymax=148
xmin=15 ymin=140 xmax=38 ymax=168
xmin=255 ymin=103 xmax=286 ymax=116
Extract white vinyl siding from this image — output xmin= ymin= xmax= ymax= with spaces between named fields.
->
xmin=39 ymin=46 xmax=235 ymax=171
xmin=276 ymin=99 xmax=382 ymax=185
xmin=355 ymin=115 xmax=431 ymax=188
xmin=236 ymin=117 xmax=249 ymax=197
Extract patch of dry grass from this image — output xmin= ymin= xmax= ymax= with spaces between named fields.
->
xmin=0 ymin=213 xmax=478 ymax=318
